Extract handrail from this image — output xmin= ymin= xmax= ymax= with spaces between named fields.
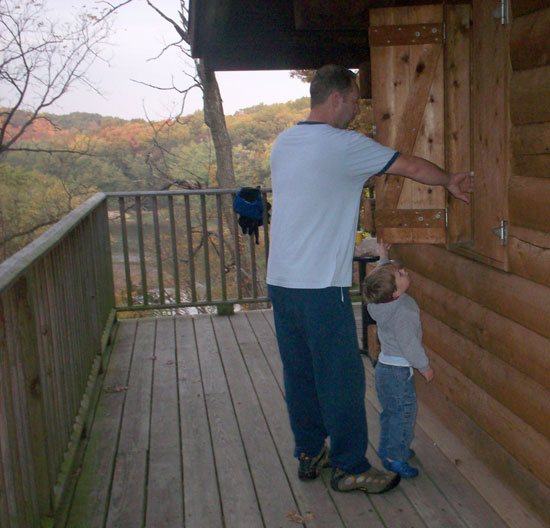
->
xmin=0 ymin=192 xmax=107 ymax=294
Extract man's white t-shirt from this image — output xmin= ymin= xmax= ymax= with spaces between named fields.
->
xmin=266 ymin=122 xmax=398 ymax=289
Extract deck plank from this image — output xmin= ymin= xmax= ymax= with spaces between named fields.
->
xmin=213 ymin=314 xmax=299 ymax=528
xmin=146 ymin=317 xmax=184 ymax=527
xmin=238 ymin=311 xmax=348 ymax=527
xmin=65 ymin=320 xmax=136 ymax=528
xmin=105 ymin=319 xmax=155 ymax=528
xmin=193 ymin=314 xmax=264 ymax=527
xmin=175 ymin=316 xmax=223 ymax=528
xmin=62 ymin=310 xmax=534 ymax=528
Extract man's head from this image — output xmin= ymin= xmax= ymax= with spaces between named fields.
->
xmin=309 ymin=64 xmax=360 ymax=129
xmin=363 ymin=261 xmax=410 ymax=304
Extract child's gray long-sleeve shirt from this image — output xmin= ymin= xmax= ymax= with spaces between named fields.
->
xmin=367 ymin=293 xmax=430 ymax=373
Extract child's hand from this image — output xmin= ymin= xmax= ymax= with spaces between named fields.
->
xmin=377 ymin=238 xmax=391 ymax=259
xmin=421 ymin=367 xmax=434 ymax=383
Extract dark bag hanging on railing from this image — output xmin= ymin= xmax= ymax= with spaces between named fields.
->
xmin=233 ymin=186 xmax=271 ymax=244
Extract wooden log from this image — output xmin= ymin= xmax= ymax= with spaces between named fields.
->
xmin=393 ymin=244 xmax=550 ymax=339
xmin=509 ymin=227 xmax=550 ymax=288
xmin=415 ymin=369 xmax=550 ymax=527
xmin=407 ymin=269 xmax=550 ymax=391
xmin=511 ymin=0 xmax=550 ymax=17
xmin=511 ymin=66 xmax=550 ymax=125
xmin=509 ymin=175 xmax=550 ymax=232
xmin=512 ymin=122 xmax=550 ymax=178
xmin=425 ymin=348 xmax=550 ymax=487
xmin=511 ymin=7 xmax=550 ymax=70
xmin=420 ymin=310 xmax=550 ymax=439
xmin=513 ymin=154 xmax=550 ymax=179
xmin=512 ymin=122 xmax=550 ymax=158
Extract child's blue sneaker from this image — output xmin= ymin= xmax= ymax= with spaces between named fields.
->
xmin=378 ymin=447 xmax=415 ymax=460
xmin=382 ymin=459 xmax=419 ymax=478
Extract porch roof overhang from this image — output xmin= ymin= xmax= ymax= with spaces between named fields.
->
xmin=188 ymin=0 xmax=456 ymax=71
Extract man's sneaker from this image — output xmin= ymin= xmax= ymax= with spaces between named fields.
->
xmin=330 ymin=466 xmax=401 ymax=493
xmin=298 ymin=444 xmax=330 ymax=480
xmin=382 ymin=459 xmax=419 ymax=478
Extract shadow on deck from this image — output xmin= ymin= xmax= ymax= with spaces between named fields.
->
xmin=57 ymin=308 xmax=541 ymax=528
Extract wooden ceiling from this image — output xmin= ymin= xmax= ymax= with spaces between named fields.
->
xmin=188 ymin=0 xmax=461 ymax=71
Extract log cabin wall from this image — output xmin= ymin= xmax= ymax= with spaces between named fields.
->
xmin=387 ymin=1 xmax=550 ymax=523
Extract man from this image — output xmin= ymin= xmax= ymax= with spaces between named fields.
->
xmin=266 ymin=64 xmax=473 ymax=494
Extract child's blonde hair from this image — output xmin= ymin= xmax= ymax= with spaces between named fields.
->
xmin=363 ymin=261 xmax=402 ymax=304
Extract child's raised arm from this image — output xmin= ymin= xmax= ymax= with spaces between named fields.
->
xmin=377 ymin=238 xmax=391 ymax=260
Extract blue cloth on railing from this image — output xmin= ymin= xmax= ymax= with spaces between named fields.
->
xmin=233 ymin=187 xmax=271 ymax=244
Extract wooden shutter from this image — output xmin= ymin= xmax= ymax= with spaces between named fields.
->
xmin=369 ymin=5 xmax=446 ymax=244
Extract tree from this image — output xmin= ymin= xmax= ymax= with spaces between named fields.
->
xmin=0 ymin=0 xmax=112 ymax=157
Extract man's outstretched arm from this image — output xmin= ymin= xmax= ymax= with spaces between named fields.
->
xmin=387 ymin=153 xmax=474 ymax=204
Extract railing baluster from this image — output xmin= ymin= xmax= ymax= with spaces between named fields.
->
xmin=168 ymin=195 xmax=181 ymax=304
xmin=232 ymin=192 xmax=243 ymax=300
xmin=118 ymin=196 xmax=133 ymax=306
xmin=200 ymin=194 xmax=211 ymax=301
xmin=135 ymin=196 xmax=148 ymax=306
xmin=216 ymin=194 xmax=227 ymax=300
xmin=184 ymin=194 xmax=197 ymax=303
xmin=152 ymin=195 xmax=165 ymax=305
xmin=249 ymin=234 xmax=258 ymax=299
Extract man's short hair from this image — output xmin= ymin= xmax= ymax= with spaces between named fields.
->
xmin=310 ymin=65 xmax=357 ymax=106
xmin=363 ymin=261 xmax=402 ymax=304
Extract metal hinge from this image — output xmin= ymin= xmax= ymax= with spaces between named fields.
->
xmin=501 ymin=0 xmax=510 ymax=24
xmin=492 ymin=220 xmax=508 ymax=245
xmin=372 ymin=125 xmax=377 ymax=136
xmin=445 ymin=207 xmax=448 ymax=228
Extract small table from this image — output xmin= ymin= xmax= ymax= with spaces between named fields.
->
xmin=353 ymin=255 xmax=379 ymax=365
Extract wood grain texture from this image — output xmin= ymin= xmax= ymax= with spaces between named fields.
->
xmin=414 ymin=369 xmax=550 ymax=528
xmin=406 ymin=269 xmax=550 ymax=391
xmin=471 ymin=0 xmax=510 ymax=265
xmin=426 ymin=349 xmax=550 ymax=487
xmin=509 ymin=229 xmax=550 ymax=287
xmin=511 ymin=0 xmax=550 ymax=18
xmin=394 ymin=243 xmax=550 ymax=339
xmin=509 ymin=175 xmax=550 ymax=232
xmin=421 ymin=311 xmax=550 ymax=440
xmin=511 ymin=7 xmax=550 ymax=71
xmin=511 ymin=66 xmax=550 ymax=125
xmin=146 ymin=318 xmax=184 ymax=527
xmin=445 ymin=4 xmax=473 ymax=244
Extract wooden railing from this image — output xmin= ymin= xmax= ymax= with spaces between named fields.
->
xmin=0 ymin=193 xmax=116 ymax=527
xmin=106 ymin=188 xmax=272 ymax=314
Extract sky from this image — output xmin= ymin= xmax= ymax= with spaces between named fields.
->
xmin=44 ymin=0 xmax=311 ymax=120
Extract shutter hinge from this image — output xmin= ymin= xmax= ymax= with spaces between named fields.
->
xmin=372 ymin=125 xmax=377 ymax=137
xmin=445 ymin=207 xmax=448 ymax=228
xmin=502 ymin=0 xmax=510 ymax=24
xmin=492 ymin=220 xmax=508 ymax=245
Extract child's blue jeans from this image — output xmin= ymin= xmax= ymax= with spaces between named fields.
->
xmin=375 ymin=362 xmax=418 ymax=461
xmin=268 ymin=285 xmax=370 ymax=475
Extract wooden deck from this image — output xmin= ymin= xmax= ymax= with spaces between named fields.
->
xmin=57 ymin=307 xmax=544 ymax=528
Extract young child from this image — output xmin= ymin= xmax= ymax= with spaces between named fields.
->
xmin=363 ymin=240 xmax=434 ymax=478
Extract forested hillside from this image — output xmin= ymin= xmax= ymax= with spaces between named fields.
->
xmin=0 ymin=98 xmax=312 ymax=259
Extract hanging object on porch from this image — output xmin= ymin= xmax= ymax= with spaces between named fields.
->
xmin=233 ymin=186 xmax=271 ymax=244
